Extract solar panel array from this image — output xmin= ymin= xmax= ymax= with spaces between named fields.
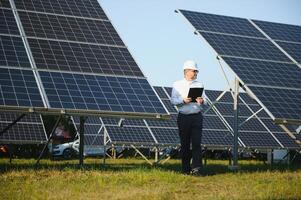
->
xmin=0 ymin=0 xmax=168 ymax=118
xmin=0 ymin=111 xmax=47 ymax=144
xmin=178 ymin=10 xmax=301 ymax=124
xmin=206 ymin=90 xmax=300 ymax=149
xmin=99 ymin=87 xmax=235 ymax=148
xmin=69 ymin=87 xmax=299 ymax=150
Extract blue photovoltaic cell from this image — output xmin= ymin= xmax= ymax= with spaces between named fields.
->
xmin=105 ymin=126 xmax=155 ymax=144
xmin=253 ymin=20 xmax=301 ymax=43
xmin=161 ymin=99 xmax=177 ymax=113
xmin=0 ymin=68 xmax=44 ymax=107
xmin=203 ymin=115 xmax=229 ymax=130
xmin=272 ymin=132 xmax=300 ymax=148
xmin=200 ymin=32 xmax=291 ymax=62
xmin=0 ymin=35 xmax=31 ymax=68
xmin=39 ymin=71 xmax=167 ymax=114
xmin=154 ymin=86 xmax=169 ymax=99
xmin=163 ymin=87 xmax=172 ymax=97
xmin=222 ymin=57 xmax=301 ymax=88
xmin=202 ymin=130 xmax=233 ymax=147
xmin=0 ymin=0 xmax=10 ymax=8
xmin=0 ymin=112 xmax=47 ymax=144
xmin=238 ymin=131 xmax=280 ymax=148
xmin=150 ymin=128 xmax=179 ymax=145
xmin=179 ymin=10 xmax=264 ymax=38
xmin=213 ymin=103 xmax=268 ymax=118
xmin=248 ymin=86 xmax=301 ymax=121
xmin=276 ymin=41 xmax=301 ymax=64
xmin=28 ymin=38 xmax=143 ymax=77
xmin=19 ymin=11 xmax=124 ymax=46
xmin=14 ymin=0 xmax=108 ymax=20
xmin=0 ymin=8 xmax=20 ymax=35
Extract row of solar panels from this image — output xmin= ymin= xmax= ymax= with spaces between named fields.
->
xmin=178 ymin=10 xmax=301 ymax=124
xmin=1 ymin=87 xmax=300 ymax=149
xmin=0 ymin=0 xmax=168 ymax=118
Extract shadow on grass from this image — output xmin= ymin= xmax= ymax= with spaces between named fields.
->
xmin=0 ymin=157 xmax=300 ymax=175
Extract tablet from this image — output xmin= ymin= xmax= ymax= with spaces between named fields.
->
xmin=188 ymin=87 xmax=204 ymax=102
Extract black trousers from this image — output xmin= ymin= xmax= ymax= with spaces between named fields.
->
xmin=177 ymin=112 xmax=203 ymax=173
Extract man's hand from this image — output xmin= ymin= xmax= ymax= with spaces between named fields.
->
xmin=196 ymin=97 xmax=204 ymax=105
xmin=183 ymin=97 xmax=192 ymax=104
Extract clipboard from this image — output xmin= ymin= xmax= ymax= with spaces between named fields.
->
xmin=187 ymin=87 xmax=204 ymax=102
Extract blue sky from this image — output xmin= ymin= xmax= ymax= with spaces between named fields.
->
xmin=100 ymin=0 xmax=301 ymax=90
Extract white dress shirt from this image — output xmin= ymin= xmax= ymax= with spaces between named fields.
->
xmin=171 ymin=78 xmax=207 ymax=115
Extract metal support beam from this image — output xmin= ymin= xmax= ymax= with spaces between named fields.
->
xmin=0 ymin=113 xmax=26 ymax=136
xmin=79 ymin=116 xmax=86 ymax=167
xmin=229 ymin=78 xmax=240 ymax=171
xmin=130 ymin=144 xmax=153 ymax=166
xmin=36 ymin=115 xmax=62 ymax=165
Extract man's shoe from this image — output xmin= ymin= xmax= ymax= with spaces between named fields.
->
xmin=191 ymin=168 xmax=204 ymax=176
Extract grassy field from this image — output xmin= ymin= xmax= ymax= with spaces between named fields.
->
xmin=1 ymin=158 xmax=301 ymax=200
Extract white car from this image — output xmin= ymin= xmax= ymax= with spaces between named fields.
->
xmin=48 ymin=139 xmax=105 ymax=159
xmin=48 ymin=139 xmax=79 ymax=159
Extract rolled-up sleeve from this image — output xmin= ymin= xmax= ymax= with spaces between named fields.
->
xmin=171 ymin=84 xmax=183 ymax=106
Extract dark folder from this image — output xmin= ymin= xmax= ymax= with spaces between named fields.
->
xmin=188 ymin=87 xmax=204 ymax=102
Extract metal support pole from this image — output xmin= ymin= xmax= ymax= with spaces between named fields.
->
xmin=0 ymin=113 xmax=26 ymax=136
xmin=36 ymin=115 xmax=62 ymax=165
xmin=229 ymin=78 xmax=240 ymax=171
xmin=79 ymin=116 xmax=86 ymax=167
xmin=155 ymin=147 xmax=158 ymax=162
xmin=103 ymin=130 xmax=107 ymax=165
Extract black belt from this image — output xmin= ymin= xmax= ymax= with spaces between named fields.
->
xmin=178 ymin=112 xmax=201 ymax=116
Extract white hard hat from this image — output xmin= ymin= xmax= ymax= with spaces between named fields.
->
xmin=183 ymin=60 xmax=198 ymax=71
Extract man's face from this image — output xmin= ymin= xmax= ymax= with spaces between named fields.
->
xmin=185 ymin=69 xmax=198 ymax=80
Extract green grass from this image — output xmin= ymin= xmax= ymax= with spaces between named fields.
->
xmin=1 ymin=158 xmax=301 ymax=200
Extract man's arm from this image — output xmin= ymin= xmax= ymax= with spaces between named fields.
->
xmin=171 ymin=84 xmax=185 ymax=106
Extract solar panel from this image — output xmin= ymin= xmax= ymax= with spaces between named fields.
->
xmin=222 ymin=57 xmax=301 ymax=88
xmin=201 ymin=32 xmax=291 ymax=62
xmin=28 ymin=39 xmax=143 ymax=76
xmin=179 ymin=10 xmax=264 ymax=38
xmin=105 ymin=125 xmax=155 ymax=145
xmin=101 ymin=117 xmax=146 ymax=127
xmin=146 ymin=114 xmax=178 ymax=128
xmin=0 ymin=8 xmax=20 ymax=35
xmin=272 ymin=132 xmax=300 ymax=149
xmin=40 ymin=71 xmax=166 ymax=113
xmin=0 ymin=0 xmax=11 ymax=8
xmin=178 ymin=10 xmax=301 ymax=124
xmin=19 ymin=11 xmax=124 ymax=46
xmin=202 ymin=130 xmax=233 ymax=147
xmin=275 ymin=41 xmax=301 ymax=64
xmin=163 ymin=87 xmax=172 ymax=97
xmin=14 ymin=0 xmax=108 ymax=20
xmin=253 ymin=20 xmax=301 ymax=43
xmin=0 ymin=35 xmax=31 ymax=68
xmin=153 ymin=86 xmax=169 ymax=99
xmin=0 ymin=112 xmax=47 ymax=144
xmin=0 ymin=0 xmax=168 ymax=118
xmin=238 ymin=131 xmax=281 ymax=148
xmin=206 ymin=90 xmax=300 ymax=148
xmin=248 ymin=86 xmax=301 ymax=122
xmin=0 ymin=68 xmax=44 ymax=107
xmin=150 ymin=128 xmax=179 ymax=145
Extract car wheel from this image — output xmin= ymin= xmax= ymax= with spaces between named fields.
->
xmin=63 ymin=148 xmax=72 ymax=159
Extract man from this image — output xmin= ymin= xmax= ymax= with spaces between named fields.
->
xmin=171 ymin=60 xmax=206 ymax=175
